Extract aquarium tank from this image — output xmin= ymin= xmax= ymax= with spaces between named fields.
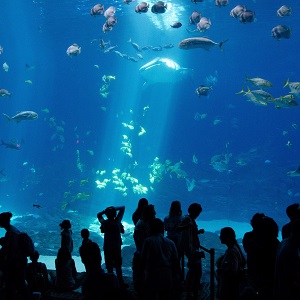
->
xmin=0 ymin=0 xmax=299 ymax=274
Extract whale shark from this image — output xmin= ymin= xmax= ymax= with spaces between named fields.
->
xmin=139 ymin=57 xmax=192 ymax=86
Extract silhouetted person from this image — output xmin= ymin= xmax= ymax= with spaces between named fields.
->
xmin=26 ymin=250 xmax=50 ymax=294
xmin=274 ymin=218 xmax=300 ymax=299
xmin=133 ymin=204 xmax=156 ymax=293
xmin=81 ymin=228 xmax=92 ymax=245
xmin=282 ymin=203 xmax=300 ymax=239
xmin=216 ymin=227 xmax=246 ymax=300
xmin=132 ymin=198 xmax=148 ymax=226
xmin=141 ymin=218 xmax=180 ymax=300
xmin=59 ymin=219 xmax=73 ymax=254
xmin=164 ymin=200 xmax=183 ymax=248
xmin=54 ymin=247 xmax=83 ymax=291
xmin=177 ymin=203 xmax=205 ymax=300
xmin=80 ymin=241 xmax=120 ymax=300
xmin=97 ymin=206 xmax=127 ymax=287
xmin=0 ymin=211 xmax=31 ymax=300
xmin=243 ymin=213 xmax=280 ymax=299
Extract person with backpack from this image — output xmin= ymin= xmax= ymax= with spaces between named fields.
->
xmin=26 ymin=250 xmax=50 ymax=295
xmin=97 ymin=206 xmax=127 ymax=288
xmin=0 ymin=211 xmax=31 ymax=300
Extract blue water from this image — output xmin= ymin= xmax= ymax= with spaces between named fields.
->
xmin=0 ymin=0 xmax=299 ymax=245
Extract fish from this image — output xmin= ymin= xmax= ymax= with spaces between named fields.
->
xmin=151 ymin=46 xmax=163 ymax=51
xmin=245 ymin=77 xmax=272 ymax=88
xmin=135 ymin=2 xmax=149 ymax=13
xmin=33 ymin=204 xmax=42 ymax=209
xmin=272 ymin=25 xmax=291 ymax=40
xmin=171 ymin=22 xmax=182 ymax=28
xmin=104 ymin=6 xmax=116 ymax=18
xmin=99 ymin=38 xmax=110 ymax=49
xmin=162 ymin=44 xmax=174 ymax=49
xmin=215 ymin=0 xmax=228 ymax=7
xmin=245 ymin=88 xmax=274 ymax=103
xmin=3 ymin=111 xmax=38 ymax=123
xmin=274 ymin=95 xmax=298 ymax=109
xmin=287 ymin=166 xmax=300 ymax=177
xmin=197 ymin=17 xmax=211 ymax=32
xmin=185 ymin=178 xmax=196 ymax=192
xmin=189 ymin=11 xmax=201 ymax=25
xmin=90 ymin=4 xmax=104 ymax=16
xmin=103 ymin=17 xmax=117 ymax=33
xmin=66 ymin=44 xmax=81 ymax=57
xmin=178 ymin=37 xmax=228 ymax=51
xmin=239 ymin=10 xmax=255 ymax=23
xmin=195 ymin=85 xmax=212 ymax=96
xmin=3 ymin=62 xmax=9 ymax=72
xmin=128 ymin=56 xmax=139 ymax=62
xmin=151 ymin=1 xmax=167 ymax=14
xmin=277 ymin=5 xmax=292 ymax=17
xmin=0 ymin=89 xmax=11 ymax=97
xmin=0 ymin=140 xmax=21 ymax=150
xmin=114 ymin=50 xmax=124 ymax=57
xmin=192 ymin=154 xmax=198 ymax=164
xmin=104 ymin=45 xmax=117 ymax=53
xmin=139 ymin=57 xmax=192 ymax=86
xmin=0 ymin=169 xmax=5 ymax=176
xmin=128 ymin=38 xmax=141 ymax=51
xmin=237 ymin=87 xmax=266 ymax=106
xmin=230 ymin=5 xmax=246 ymax=18
xmin=124 ymin=0 xmax=135 ymax=4
xmin=80 ymin=178 xmax=89 ymax=186
xmin=284 ymin=79 xmax=300 ymax=97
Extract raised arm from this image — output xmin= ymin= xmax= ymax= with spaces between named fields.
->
xmin=97 ymin=210 xmax=106 ymax=224
xmin=115 ymin=206 xmax=125 ymax=222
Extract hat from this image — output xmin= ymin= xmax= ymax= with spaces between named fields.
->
xmin=59 ymin=219 xmax=71 ymax=229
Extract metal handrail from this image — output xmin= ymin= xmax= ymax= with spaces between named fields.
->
xmin=200 ymin=245 xmax=215 ymax=300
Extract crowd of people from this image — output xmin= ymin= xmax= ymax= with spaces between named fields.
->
xmin=0 ymin=200 xmax=300 ymax=300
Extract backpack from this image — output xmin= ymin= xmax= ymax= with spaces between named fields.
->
xmin=18 ymin=232 xmax=35 ymax=257
xmin=26 ymin=263 xmax=49 ymax=292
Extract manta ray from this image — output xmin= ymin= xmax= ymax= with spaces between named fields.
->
xmin=139 ymin=57 xmax=192 ymax=86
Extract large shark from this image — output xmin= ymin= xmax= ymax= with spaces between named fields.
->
xmin=139 ymin=57 xmax=192 ymax=86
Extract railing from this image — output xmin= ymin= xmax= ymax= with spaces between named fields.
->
xmin=200 ymin=245 xmax=215 ymax=300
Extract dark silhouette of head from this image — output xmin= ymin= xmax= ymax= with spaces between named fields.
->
xmin=149 ymin=218 xmax=165 ymax=235
xmin=220 ymin=227 xmax=236 ymax=245
xmin=57 ymin=247 xmax=72 ymax=262
xmin=142 ymin=204 xmax=156 ymax=221
xmin=169 ymin=200 xmax=182 ymax=216
xmin=286 ymin=203 xmax=300 ymax=221
xmin=105 ymin=207 xmax=117 ymax=220
xmin=188 ymin=203 xmax=202 ymax=219
xmin=30 ymin=250 xmax=40 ymax=263
xmin=81 ymin=228 xmax=90 ymax=239
xmin=59 ymin=219 xmax=71 ymax=229
xmin=250 ymin=213 xmax=266 ymax=229
xmin=0 ymin=211 xmax=12 ymax=228
xmin=137 ymin=198 xmax=148 ymax=210
xmin=261 ymin=216 xmax=279 ymax=239
xmin=80 ymin=241 xmax=102 ymax=271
